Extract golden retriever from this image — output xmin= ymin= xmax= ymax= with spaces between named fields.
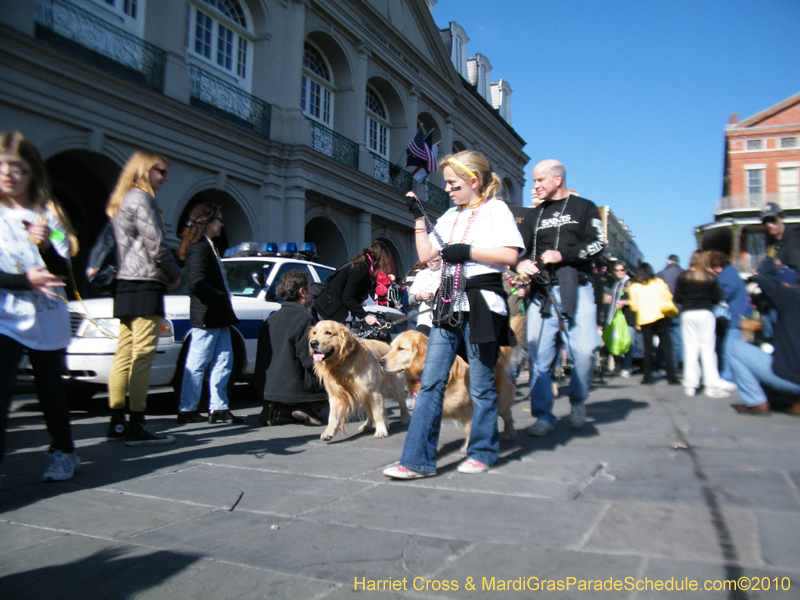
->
xmin=380 ymin=323 xmax=518 ymax=453
xmin=309 ymin=320 xmax=409 ymax=440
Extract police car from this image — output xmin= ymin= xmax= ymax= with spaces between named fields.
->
xmin=54 ymin=242 xmax=402 ymax=400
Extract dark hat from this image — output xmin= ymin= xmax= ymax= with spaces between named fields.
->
xmin=760 ymin=202 xmax=784 ymax=220
xmin=668 ymin=254 xmax=679 ymax=263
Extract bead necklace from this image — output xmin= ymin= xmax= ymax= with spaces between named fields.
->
xmin=435 ymin=199 xmax=486 ymax=325
xmin=133 ymin=182 xmax=149 ymax=193
xmin=532 ymin=194 xmax=570 ymax=260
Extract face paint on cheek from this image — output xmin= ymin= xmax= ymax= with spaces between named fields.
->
xmin=449 ymin=185 xmax=461 ymax=192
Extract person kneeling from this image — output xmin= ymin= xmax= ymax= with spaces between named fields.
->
xmin=255 ymin=270 xmax=327 ymax=426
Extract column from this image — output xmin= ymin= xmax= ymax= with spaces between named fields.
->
xmin=354 ymin=43 xmax=373 ymax=176
xmin=274 ymin=0 xmax=311 ymax=145
xmin=145 ymin=1 xmax=190 ymax=103
xmin=284 ymin=185 xmax=307 ymax=244
xmin=357 ymin=211 xmax=373 ymax=250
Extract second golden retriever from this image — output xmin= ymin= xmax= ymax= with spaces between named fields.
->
xmin=309 ymin=320 xmax=408 ymax=440
xmin=380 ymin=327 xmax=517 ymax=453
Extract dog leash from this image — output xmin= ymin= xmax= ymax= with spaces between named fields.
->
xmin=354 ymin=308 xmax=432 ymax=339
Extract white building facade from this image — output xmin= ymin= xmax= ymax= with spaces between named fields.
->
xmin=0 ymin=0 xmax=528 ymax=285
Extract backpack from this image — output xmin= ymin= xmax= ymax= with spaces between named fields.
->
xmin=85 ymin=222 xmax=117 ymax=296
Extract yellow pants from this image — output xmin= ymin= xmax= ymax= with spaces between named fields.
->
xmin=107 ymin=315 xmax=160 ymax=412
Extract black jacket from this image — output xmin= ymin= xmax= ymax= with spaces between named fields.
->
xmin=254 ymin=302 xmax=327 ymax=403
xmin=312 ymin=262 xmax=372 ymax=322
xmin=768 ymin=223 xmax=800 ymax=273
xmin=756 ymin=259 xmax=800 ymax=385
xmin=517 ymin=195 xmax=605 ymax=276
xmin=184 ymin=239 xmax=238 ymax=329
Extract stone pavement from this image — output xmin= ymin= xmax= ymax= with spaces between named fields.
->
xmin=1 ymin=374 xmax=799 ymax=599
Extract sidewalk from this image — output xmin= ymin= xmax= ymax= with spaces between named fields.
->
xmin=1 ymin=375 xmax=799 ymax=599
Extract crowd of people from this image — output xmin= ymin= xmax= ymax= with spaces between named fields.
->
xmin=2 ymin=130 xmax=798 ymax=486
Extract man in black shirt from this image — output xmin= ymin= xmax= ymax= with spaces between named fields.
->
xmin=516 ymin=160 xmax=605 ymax=437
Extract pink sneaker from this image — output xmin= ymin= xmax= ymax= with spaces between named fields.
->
xmin=383 ymin=465 xmax=435 ymax=479
xmin=457 ymin=459 xmax=489 ymax=474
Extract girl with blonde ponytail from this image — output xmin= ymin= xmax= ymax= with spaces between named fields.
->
xmin=384 ymin=149 xmax=524 ymax=479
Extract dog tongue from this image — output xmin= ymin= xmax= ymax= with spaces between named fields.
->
xmin=312 ymin=353 xmax=325 ymax=362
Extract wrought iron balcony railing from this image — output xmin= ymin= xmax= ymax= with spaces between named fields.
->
xmin=35 ymin=0 xmax=165 ymax=91
xmin=716 ymin=191 xmax=800 ymax=214
xmin=371 ymin=154 xmax=413 ymax=193
xmin=424 ymin=180 xmax=450 ymax=211
xmin=308 ymin=120 xmax=358 ymax=170
xmin=188 ymin=65 xmax=271 ymax=137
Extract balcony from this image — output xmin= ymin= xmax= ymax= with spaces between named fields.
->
xmin=308 ymin=121 xmax=358 ymax=170
xmin=424 ymin=180 xmax=449 ymax=211
xmin=188 ymin=66 xmax=271 ymax=138
xmin=372 ymin=154 xmax=413 ymax=193
xmin=715 ymin=191 xmax=800 ymax=214
xmin=35 ymin=0 xmax=165 ymax=92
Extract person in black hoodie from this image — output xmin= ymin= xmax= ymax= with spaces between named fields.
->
xmin=255 ymin=270 xmax=328 ymax=426
xmin=312 ymin=240 xmax=391 ymax=327
xmin=516 ymin=159 xmax=605 ymax=438
xmin=176 ymin=202 xmax=243 ymax=425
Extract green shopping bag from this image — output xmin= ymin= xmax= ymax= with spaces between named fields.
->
xmin=602 ymin=309 xmax=631 ymax=356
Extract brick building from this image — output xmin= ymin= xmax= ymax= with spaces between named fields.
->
xmin=697 ymin=91 xmax=800 ymax=270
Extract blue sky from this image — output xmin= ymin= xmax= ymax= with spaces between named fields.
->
xmin=433 ymin=0 xmax=800 ymax=268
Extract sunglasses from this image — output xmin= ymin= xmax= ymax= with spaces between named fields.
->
xmin=153 ymin=167 xmax=169 ymax=177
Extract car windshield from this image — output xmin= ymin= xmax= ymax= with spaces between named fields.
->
xmin=223 ymin=260 xmax=274 ymax=297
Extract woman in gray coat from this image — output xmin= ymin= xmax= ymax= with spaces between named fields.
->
xmin=106 ymin=149 xmax=181 ymax=446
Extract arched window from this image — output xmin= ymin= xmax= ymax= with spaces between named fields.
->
xmin=96 ymin=0 xmax=138 ymax=18
xmin=301 ymin=42 xmax=334 ymax=126
xmin=365 ymin=86 xmax=389 ymax=157
xmin=188 ymin=0 xmax=251 ymax=83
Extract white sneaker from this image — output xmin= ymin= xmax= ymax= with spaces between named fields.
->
xmin=684 ymin=387 xmax=696 ymax=397
xmin=43 ymin=449 xmax=80 ymax=482
xmin=705 ymin=388 xmax=731 ymax=398
xmin=718 ymin=380 xmax=737 ymax=392
xmin=619 ymin=369 xmax=631 ymax=379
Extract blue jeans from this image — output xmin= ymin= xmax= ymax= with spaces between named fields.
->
xmin=727 ymin=338 xmax=800 ymax=406
xmin=179 ymin=327 xmax=233 ymax=413
xmin=400 ymin=319 xmax=499 ymax=472
xmin=527 ymin=282 xmax=600 ymax=425
xmin=719 ymin=325 xmax=739 ymax=382
xmin=670 ymin=317 xmax=682 ymax=368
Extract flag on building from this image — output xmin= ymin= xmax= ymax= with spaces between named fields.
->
xmin=406 ymin=129 xmax=439 ymax=182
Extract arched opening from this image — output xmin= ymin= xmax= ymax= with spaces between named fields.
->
xmin=178 ymin=189 xmax=253 ymax=255
xmin=305 ymin=216 xmax=347 ymax=268
xmin=46 ymin=150 xmax=119 ymax=297
xmin=503 ymin=177 xmax=516 ymax=204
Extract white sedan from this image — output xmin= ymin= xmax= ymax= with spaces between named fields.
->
xmin=20 ymin=253 xmax=402 ymax=400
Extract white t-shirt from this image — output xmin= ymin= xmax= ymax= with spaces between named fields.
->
xmin=0 ymin=204 xmax=71 ymax=350
xmin=409 ymin=266 xmax=442 ymax=328
xmin=429 ymin=198 xmax=525 ymax=314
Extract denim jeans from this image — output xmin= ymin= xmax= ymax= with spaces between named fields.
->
xmin=527 ymin=282 xmax=600 ymax=425
xmin=0 ymin=334 xmax=74 ymax=465
xmin=179 ymin=327 xmax=233 ymax=413
xmin=400 ymin=318 xmax=499 ymax=472
xmin=719 ymin=325 xmax=739 ymax=382
xmin=727 ymin=338 xmax=800 ymax=406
